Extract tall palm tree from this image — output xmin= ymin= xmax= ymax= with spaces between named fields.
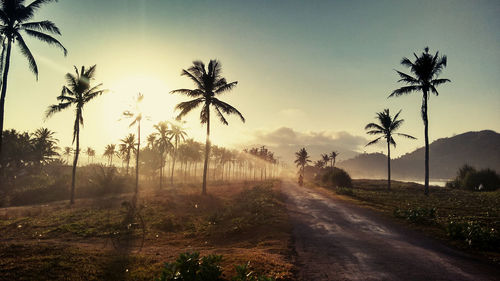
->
xmin=46 ymin=65 xmax=106 ymax=204
xmin=171 ymin=59 xmax=245 ymax=195
xmin=294 ymin=147 xmax=311 ymax=178
xmin=0 ymin=0 xmax=67 ymax=158
xmin=153 ymin=121 xmax=172 ymax=189
xmin=123 ymin=93 xmax=143 ymax=198
xmin=84 ymin=147 xmax=94 ymax=164
xmin=389 ymin=47 xmax=450 ymax=195
xmin=103 ymin=144 xmax=116 ymax=166
xmin=329 ymin=151 xmax=339 ymax=168
xmin=119 ymin=134 xmax=135 ymax=175
xmin=62 ymin=146 xmax=72 ymax=163
xmin=365 ymin=109 xmax=415 ymax=191
xmin=167 ymin=122 xmax=187 ymax=185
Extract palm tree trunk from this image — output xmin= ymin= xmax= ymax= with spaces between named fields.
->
xmin=202 ymin=107 xmax=210 ymax=195
xmin=135 ymin=121 xmax=140 ymax=197
xmin=0 ymin=40 xmax=12 ymax=158
xmin=70 ymin=123 xmax=80 ymax=205
xmin=171 ymin=139 xmax=177 ymax=185
xmin=159 ymin=151 xmax=163 ymax=189
xmin=423 ymin=91 xmax=430 ymax=195
xmin=387 ymin=140 xmax=391 ymax=191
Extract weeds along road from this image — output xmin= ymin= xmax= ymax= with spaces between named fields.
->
xmin=283 ymin=181 xmax=500 ymax=281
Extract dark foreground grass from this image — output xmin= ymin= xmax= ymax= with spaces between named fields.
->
xmin=317 ymin=179 xmax=500 ymax=264
xmin=0 ymin=181 xmax=294 ymax=281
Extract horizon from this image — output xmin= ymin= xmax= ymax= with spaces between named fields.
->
xmin=3 ymin=0 xmax=499 ymax=162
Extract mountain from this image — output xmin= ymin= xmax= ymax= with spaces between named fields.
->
xmin=338 ymin=130 xmax=500 ymax=180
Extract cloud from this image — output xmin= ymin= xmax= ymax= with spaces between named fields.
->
xmin=246 ymin=127 xmax=374 ymax=165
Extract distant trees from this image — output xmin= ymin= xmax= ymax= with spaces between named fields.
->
xmin=119 ymin=134 xmax=136 ymax=176
xmin=365 ymin=109 xmax=415 ymax=190
xmin=85 ymin=147 xmax=95 ymax=164
xmin=389 ymin=47 xmax=450 ymax=195
xmin=103 ymin=144 xmax=117 ymax=166
xmin=167 ymin=123 xmax=187 ymax=185
xmin=329 ymin=151 xmax=339 ymax=168
xmin=294 ymin=148 xmax=311 ymax=178
xmin=0 ymin=0 xmax=67 ymax=158
xmin=171 ymin=60 xmax=245 ymax=195
xmin=46 ymin=65 xmax=107 ymax=204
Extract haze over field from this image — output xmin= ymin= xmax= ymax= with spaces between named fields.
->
xmin=3 ymin=0 xmax=499 ymax=162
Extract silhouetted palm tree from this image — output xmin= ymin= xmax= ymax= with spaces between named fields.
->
xmin=123 ymin=93 xmax=143 ymax=198
xmin=389 ymin=47 xmax=450 ymax=195
xmin=294 ymin=147 xmax=311 ymax=178
xmin=119 ymin=134 xmax=135 ymax=175
xmin=171 ymin=60 xmax=245 ymax=195
xmin=329 ymin=151 xmax=339 ymax=168
xmin=153 ymin=121 xmax=172 ymax=189
xmin=84 ymin=147 xmax=95 ymax=164
xmin=103 ymin=144 xmax=116 ymax=166
xmin=167 ymin=123 xmax=187 ymax=185
xmin=0 ymin=0 xmax=67 ymax=158
xmin=62 ymin=146 xmax=72 ymax=163
xmin=321 ymin=154 xmax=329 ymax=167
xmin=31 ymin=127 xmax=58 ymax=165
xmin=365 ymin=109 xmax=415 ymax=191
xmin=46 ymin=65 xmax=106 ymax=204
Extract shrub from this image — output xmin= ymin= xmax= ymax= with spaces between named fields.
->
xmin=393 ymin=207 xmax=437 ymax=225
xmin=335 ymin=186 xmax=354 ymax=196
xmin=321 ymin=167 xmax=352 ymax=188
xmin=157 ymin=252 xmax=223 ymax=281
xmin=446 ymin=165 xmax=500 ymax=191
xmin=445 ymin=219 xmax=499 ymax=250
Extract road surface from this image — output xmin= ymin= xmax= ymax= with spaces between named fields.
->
xmin=283 ymin=181 xmax=500 ymax=281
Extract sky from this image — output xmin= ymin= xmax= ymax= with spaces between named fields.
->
xmin=4 ymin=0 xmax=500 ymax=163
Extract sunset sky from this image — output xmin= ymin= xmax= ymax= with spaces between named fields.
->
xmin=4 ymin=0 xmax=499 ymax=163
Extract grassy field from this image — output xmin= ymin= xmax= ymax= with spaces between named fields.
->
xmin=312 ymin=179 xmax=500 ymax=264
xmin=0 ymin=181 xmax=294 ymax=281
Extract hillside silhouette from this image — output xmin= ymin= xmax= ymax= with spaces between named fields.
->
xmin=339 ymin=130 xmax=500 ymax=180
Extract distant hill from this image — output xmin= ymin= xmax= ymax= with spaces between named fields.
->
xmin=338 ymin=130 xmax=500 ymax=180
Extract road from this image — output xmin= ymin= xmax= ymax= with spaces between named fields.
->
xmin=283 ymin=181 xmax=500 ymax=281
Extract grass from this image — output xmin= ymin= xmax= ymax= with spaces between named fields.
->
xmin=0 ymin=181 xmax=294 ymax=281
xmin=313 ymin=179 xmax=500 ymax=264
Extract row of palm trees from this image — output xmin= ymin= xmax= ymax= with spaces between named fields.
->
xmin=314 ymin=151 xmax=340 ymax=169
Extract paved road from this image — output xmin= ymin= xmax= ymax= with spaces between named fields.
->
xmin=283 ymin=181 xmax=500 ymax=281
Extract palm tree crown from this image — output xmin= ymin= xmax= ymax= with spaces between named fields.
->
xmin=294 ymin=147 xmax=311 ymax=176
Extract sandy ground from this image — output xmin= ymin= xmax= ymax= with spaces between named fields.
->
xmin=283 ymin=181 xmax=500 ymax=281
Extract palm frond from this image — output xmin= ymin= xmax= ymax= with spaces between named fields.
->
xmin=365 ymin=136 xmax=382 ymax=147
xmin=83 ymin=64 xmax=97 ymax=78
xmin=21 ymin=20 xmax=60 ymax=34
xmin=366 ymin=130 xmax=384 ymax=135
xmin=364 ymin=123 xmax=384 ymax=131
xmin=396 ymin=133 xmax=416 ymax=139
xmin=174 ymin=98 xmax=204 ymax=120
xmin=83 ymin=89 xmax=105 ymax=103
xmin=212 ymin=98 xmax=245 ymax=123
xmin=170 ymin=88 xmax=204 ymax=97
xmin=45 ymin=101 xmax=72 ymax=119
xmin=400 ymin=57 xmax=414 ymax=69
xmin=24 ymin=29 xmax=67 ymax=56
xmin=215 ymin=81 xmax=238 ymax=94
xmin=388 ymin=85 xmax=421 ymax=98
xmin=431 ymin=78 xmax=450 ymax=87
xmin=395 ymin=70 xmax=419 ymax=85
xmin=200 ymin=103 xmax=209 ymax=124
xmin=15 ymin=32 xmax=38 ymax=78
xmin=214 ymin=105 xmax=228 ymax=125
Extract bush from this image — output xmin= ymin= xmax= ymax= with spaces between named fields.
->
xmin=393 ymin=207 xmax=437 ymax=225
xmin=335 ymin=186 xmax=354 ymax=196
xmin=157 ymin=252 xmax=223 ymax=281
xmin=232 ymin=262 xmax=275 ymax=281
xmin=446 ymin=219 xmax=499 ymax=250
xmin=446 ymin=165 xmax=500 ymax=191
xmin=321 ymin=167 xmax=352 ymax=188
xmin=78 ymin=165 xmax=133 ymax=198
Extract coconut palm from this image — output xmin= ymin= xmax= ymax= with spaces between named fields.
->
xmin=0 ymin=0 xmax=67 ymax=158
xmin=62 ymin=146 xmax=72 ymax=163
xmin=31 ymin=127 xmax=58 ymax=165
xmin=294 ymin=147 xmax=311 ymax=177
xmin=321 ymin=154 xmax=329 ymax=167
xmin=46 ymin=65 xmax=106 ymax=204
xmin=153 ymin=121 xmax=173 ymax=189
xmin=171 ymin=59 xmax=245 ymax=195
xmin=122 ymin=93 xmax=143 ymax=197
xmin=167 ymin=122 xmax=187 ymax=185
xmin=389 ymin=47 xmax=450 ymax=195
xmin=329 ymin=151 xmax=339 ymax=168
xmin=103 ymin=144 xmax=116 ymax=166
xmin=365 ymin=109 xmax=416 ymax=191
xmin=84 ymin=147 xmax=95 ymax=164
xmin=119 ymin=134 xmax=135 ymax=175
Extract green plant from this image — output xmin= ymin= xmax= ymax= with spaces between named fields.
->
xmin=446 ymin=165 xmax=500 ymax=191
xmin=393 ymin=207 xmax=436 ymax=224
xmin=157 ymin=252 xmax=223 ymax=281
xmin=335 ymin=187 xmax=354 ymax=196
xmin=321 ymin=167 xmax=352 ymax=188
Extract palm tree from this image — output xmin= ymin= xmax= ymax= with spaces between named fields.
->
xmin=0 ymin=0 xmax=67 ymax=158
xmin=103 ymin=144 xmax=116 ymax=166
xmin=119 ymin=134 xmax=135 ymax=175
xmin=62 ymin=146 xmax=72 ymax=163
xmin=153 ymin=121 xmax=172 ymax=189
xmin=122 ymin=93 xmax=143 ymax=198
xmin=321 ymin=154 xmax=329 ymax=167
xmin=84 ymin=147 xmax=95 ymax=164
xmin=365 ymin=109 xmax=415 ymax=191
xmin=167 ymin=122 xmax=187 ymax=185
xmin=46 ymin=65 xmax=106 ymax=204
xmin=31 ymin=127 xmax=58 ymax=165
xmin=294 ymin=147 xmax=311 ymax=178
xmin=171 ymin=60 xmax=245 ymax=195
xmin=329 ymin=151 xmax=339 ymax=168
xmin=389 ymin=47 xmax=450 ymax=195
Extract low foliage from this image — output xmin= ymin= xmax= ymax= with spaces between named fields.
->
xmin=157 ymin=252 xmax=223 ymax=281
xmin=393 ymin=207 xmax=437 ymax=225
xmin=446 ymin=165 xmax=500 ymax=191
xmin=232 ymin=262 xmax=275 ymax=281
xmin=335 ymin=186 xmax=354 ymax=196
xmin=446 ymin=219 xmax=499 ymax=250
xmin=319 ymin=167 xmax=353 ymax=188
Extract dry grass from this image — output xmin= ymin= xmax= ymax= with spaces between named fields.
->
xmin=0 ymin=180 xmax=294 ymax=281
